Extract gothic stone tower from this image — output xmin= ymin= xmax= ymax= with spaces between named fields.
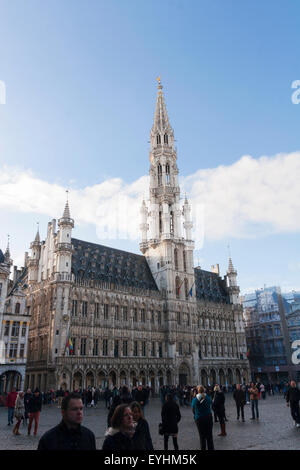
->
xmin=140 ymin=79 xmax=195 ymax=300
xmin=140 ymin=79 xmax=198 ymax=375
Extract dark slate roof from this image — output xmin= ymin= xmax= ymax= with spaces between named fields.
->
xmin=0 ymin=249 xmax=5 ymax=264
xmin=194 ymin=267 xmax=230 ymax=304
xmin=71 ymin=238 xmax=159 ymax=291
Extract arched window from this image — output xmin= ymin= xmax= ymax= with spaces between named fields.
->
xmin=157 ymin=164 xmax=162 ymax=186
xmin=184 ymin=278 xmax=189 ymax=299
xmin=156 ymin=134 xmax=161 ymax=145
xmin=15 ymin=303 xmax=20 ymax=314
xmin=165 ymin=163 xmax=170 ymax=184
xmin=174 ymin=248 xmax=178 ymax=270
xmin=183 ymin=251 xmax=187 ymax=272
xmin=175 ymin=276 xmax=181 ymax=299
xmin=164 ymin=134 xmax=168 ymax=144
xmin=159 ymin=210 xmax=163 ymax=233
xmin=170 ymin=207 xmax=174 ymax=234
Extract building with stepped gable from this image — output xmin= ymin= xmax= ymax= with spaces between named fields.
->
xmin=8 ymin=81 xmax=249 ymax=392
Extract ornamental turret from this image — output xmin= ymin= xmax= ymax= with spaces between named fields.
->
xmin=226 ymin=257 xmax=240 ymax=304
xmin=28 ymin=225 xmax=42 ymax=283
xmin=55 ymin=197 xmax=74 ymax=277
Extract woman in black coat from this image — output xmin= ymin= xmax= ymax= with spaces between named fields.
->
xmin=212 ymin=385 xmax=227 ymax=436
xmin=102 ymin=404 xmax=135 ymax=451
xmin=130 ymin=401 xmax=154 ymax=450
xmin=161 ymin=393 xmax=181 ymax=450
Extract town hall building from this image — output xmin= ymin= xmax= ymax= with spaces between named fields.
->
xmin=2 ymin=81 xmax=250 ymax=393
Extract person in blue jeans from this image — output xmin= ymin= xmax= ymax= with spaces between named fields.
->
xmin=191 ymin=385 xmax=214 ymax=450
xmin=249 ymin=382 xmax=259 ymax=420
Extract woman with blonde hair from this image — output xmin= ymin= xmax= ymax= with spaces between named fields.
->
xmin=191 ymin=385 xmax=214 ymax=450
xmin=13 ymin=391 xmax=25 ymax=435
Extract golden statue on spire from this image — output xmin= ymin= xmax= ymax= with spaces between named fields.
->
xmin=156 ymin=76 xmax=162 ymax=88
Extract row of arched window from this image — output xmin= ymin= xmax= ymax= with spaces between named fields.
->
xmin=157 ymin=163 xmax=170 ymax=185
xmin=174 ymin=248 xmax=187 ymax=271
xmin=156 ymin=133 xmax=169 ymax=145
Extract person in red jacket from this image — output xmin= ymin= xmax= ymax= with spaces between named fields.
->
xmin=6 ymin=387 xmax=18 ymax=426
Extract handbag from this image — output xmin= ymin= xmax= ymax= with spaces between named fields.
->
xmin=158 ymin=423 xmax=164 ymax=435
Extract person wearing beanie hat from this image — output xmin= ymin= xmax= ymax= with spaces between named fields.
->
xmin=27 ymin=388 xmax=43 ymax=436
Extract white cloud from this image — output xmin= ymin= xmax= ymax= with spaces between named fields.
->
xmin=1 ymin=151 xmax=300 ymax=245
xmin=182 ymin=151 xmax=300 ymax=241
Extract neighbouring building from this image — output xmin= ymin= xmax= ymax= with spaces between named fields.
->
xmin=242 ymin=286 xmax=300 ymax=383
xmin=0 ymin=244 xmax=30 ymax=394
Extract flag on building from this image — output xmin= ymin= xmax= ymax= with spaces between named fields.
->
xmin=189 ymin=281 xmax=195 ymax=297
xmin=178 ymin=279 xmax=184 ymax=293
xmin=246 ymin=348 xmax=250 ymax=358
xmin=66 ymin=337 xmax=73 ymax=355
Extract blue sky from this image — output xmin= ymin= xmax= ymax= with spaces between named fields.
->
xmin=0 ymin=0 xmax=300 ymax=294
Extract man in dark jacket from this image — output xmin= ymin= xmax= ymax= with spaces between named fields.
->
xmin=27 ymin=388 xmax=43 ymax=436
xmin=38 ymin=392 xmax=96 ymax=450
xmin=233 ymin=384 xmax=246 ymax=422
xmin=286 ymin=380 xmax=300 ymax=427
xmin=135 ymin=385 xmax=147 ymax=410
xmin=212 ymin=385 xmax=226 ymax=436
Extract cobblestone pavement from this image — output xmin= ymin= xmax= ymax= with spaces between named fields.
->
xmin=0 ymin=394 xmax=299 ymax=450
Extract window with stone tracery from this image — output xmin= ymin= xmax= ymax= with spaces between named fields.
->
xmin=174 ymin=249 xmax=178 ymax=270
xmin=159 ymin=211 xmax=163 ymax=233
xmin=170 ymin=207 xmax=174 ymax=234
xmin=103 ymin=303 xmax=109 ymax=320
xmin=165 ymin=162 xmax=170 ymax=184
xmin=157 ymin=164 xmax=162 ymax=186
xmin=175 ymin=276 xmax=181 ymax=299
xmin=184 ymin=278 xmax=189 ymax=299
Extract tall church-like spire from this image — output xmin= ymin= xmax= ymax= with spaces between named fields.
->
xmin=227 ymin=257 xmax=236 ymax=274
xmin=141 ymin=79 xmax=195 ymax=303
xmin=150 ymin=78 xmax=175 ymax=152
xmin=4 ymin=235 xmax=12 ymax=266
xmin=152 ymin=78 xmax=172 ymax=133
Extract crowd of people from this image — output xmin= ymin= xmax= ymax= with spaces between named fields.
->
xmin=2 ymin=379 xmax=300 ymax=450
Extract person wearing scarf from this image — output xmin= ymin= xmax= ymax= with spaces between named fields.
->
xmin=102 ymin=404 xmax=136 ymax=450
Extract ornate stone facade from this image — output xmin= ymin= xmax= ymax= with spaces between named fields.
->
xmin=0 ymin=245 xmax=30 ymax=393
xmin=23 ymin=82 xmax=250 ymax=392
